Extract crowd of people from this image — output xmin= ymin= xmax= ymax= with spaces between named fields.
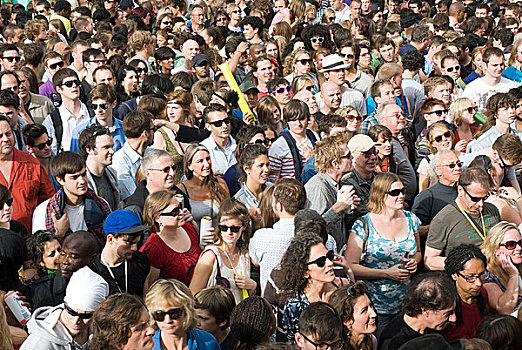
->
xmin=0 ymin=0 xmax=522 ymax=348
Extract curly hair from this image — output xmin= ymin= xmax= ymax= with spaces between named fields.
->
xmin=283 ymin=49 xmax=311 ymax=76
xmin=25 ymin=230 xmax=59 ymax=276
xmin=314 ymin=131 xmax=352 ymax=173
xmin=301 ymin=24 xmax=333 ymax=52
xmin=230 ymin=296 xmax=274 ymax=350
xmin=474 ymin=93 xmax=518 ymax=140
xmin=279 ymin=230 xmax=324 ymax=298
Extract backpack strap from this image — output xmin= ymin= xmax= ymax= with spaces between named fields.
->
xmin=50 ymin=108 xmax=63 ymax=153
xmin=280 ymin=131 xmax=304 ymax=181
xmin=359 ymin=216 xmax=370 ymax=263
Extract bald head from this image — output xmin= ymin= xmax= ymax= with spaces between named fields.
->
xmin=294 ymin=90 xmax=319 ymax=114
xmin=320 ymin=81 xmax=342 ymax=112
xmin=448 ymin=2 xmax=464 ymax=17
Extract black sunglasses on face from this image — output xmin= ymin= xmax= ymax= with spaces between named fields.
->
xmin=339 ymin=53 xmax=355 ymax=59
xmin=62 ymin=79 xmax=81 ymax=88
xmin=65 ymin=304 xmax=93 ymax=319
xmin=432 ymin=131 xmax=452 ymax=143
xmin=297 ymin=58 xmax=312 ymax=65
xmin=500 ymin=239 xmax=522 ymax=250
xmin=92 ymin=102 xmax=109 ymax=110
xmin=152 ymin=307 xmax=184 ymax=322
xmin=467 ymin=106 xmax=478 ymax=114
xmin=0 ymin=198 xmax=13 ymax=207
xmin=34 ymin=138 xmax=53 ymax=150
xmin=388 ymin=188 xmax=406 ymax=196
xmin=252 ymin=139 xmax=270 ymax=146
xmin=306 ymin=250 xmax=335 ymax=268
xmin=441 ymin=161 xmax=463 ymax=169
xmin=150 ymin=165 xmax=176 ymax=174
xmin=136 ymin=67 xmax=148 ymax=74
xmin=208 ymin=117 xmax=231 ymax=127
xmin=49 ymin=61 xmax=64 ymax=70
xmin=218 ymin=224 xmax=243 ymax=233
xmin=461 ymin=186 xmax=489 ymax=202
xmin=426 ymin=109 xmax=448 ymax=117
xmin=159 ymin=206 xmax=182 ymax=217
xmin=2 ymin=56 xmax=20 ymax=62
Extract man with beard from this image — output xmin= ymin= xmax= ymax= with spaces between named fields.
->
xmin=443 ymin=244 xmax=490 ymax=342
xmin=192 ymin=54 xmax=211 ymax=82
xmin=92 ymin=210 xmax=151 ymax=297
xmin=23 ymin=124 xmax=56 ymax=189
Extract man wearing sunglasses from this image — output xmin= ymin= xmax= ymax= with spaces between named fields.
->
xmin=0 ymin=43 xmax=21 ymax=72
xmin=425 ymin=168 xmax=500 ymax=271
xmin=339 ymin=41 xmax=372 ymax=99
xmin=39 ymin=52 xmax=65 ymax=105
xmin=22 ymin=266 xmax=109 ymax=350
xmin=414 ymin=99 xmax=450 ymax=167
xmin=441 ymin=55 xmax=465 ymax=96
xmin=70 ymin=84 xmax=125 ymax=155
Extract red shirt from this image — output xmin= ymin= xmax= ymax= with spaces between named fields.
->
xmin=140 ymin=223 xmax=202 ymax=285
xmin=444 ymin=288 xmax=490 ymax=342
xmin=0 ymin=149 xmax=54 ymax=232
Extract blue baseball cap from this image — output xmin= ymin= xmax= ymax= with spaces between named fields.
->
xmin=104 ymin=209 xmax=149 ymax=236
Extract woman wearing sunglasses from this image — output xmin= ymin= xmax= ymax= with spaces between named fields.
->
xmin=283 ymin=49 xmax=317 ymax=88
xmin=328 ymin=282 xmax=377 ymax=350
xmin=449 ymin=97 xmax=480 ymax=144
xmin=280 ymin=230 xmax=350 ymax=344
xmin=190 ymin=199 xmax=256 ymax=303
xmin=335 ymin=106 xmax=363 ymax=133
xmin=142 ymin=190 xmax=203 ymax=287
xmin=468 ymin=155 xmax=522 ymax=226
xmin=145 ymin=279 xmax=220 ymax=350
xmin=345 ymin=172 xmax=421 ymax=337
xmin=226 ymin=4 xmax=242 ymax=33
xmin=418 ymin=121 xmax=460 ymax=192
xmin=480 ymin=221 xmax=522 ymax=315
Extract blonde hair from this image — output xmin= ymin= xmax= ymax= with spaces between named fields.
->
xmin=481 ymin=221 xmax=522 ymax=288
xmin=427 ymin=122 xmax=454 ymax=153
xmin=448 ymin=97 xmax=475 ymax=126
xmin=509 ymin=39 xmax=522 ymax=66
xmin=367 ymin=172 xmax=402 ymax=214
xmin=313 ymin=132 xmax=352 ymax=173
xmin=283 ymin=48 xmax=310 ymax=76
xmin=144 ymin=190 xmax=176 ymax=233
xmin=145 ymin=279 xmax=197 ymax=332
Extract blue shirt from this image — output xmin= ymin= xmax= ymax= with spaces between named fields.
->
xmin=152 ymin=328 xmax=221 ymax=350
xmin=69 ymin=117 xmax=126 ymax=154
xmin=502 ymin=65 xmax=522 ymax=83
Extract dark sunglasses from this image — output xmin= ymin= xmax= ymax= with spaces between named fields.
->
xmin=328 ymin=16 xmax=336 ymax=21
xmin=34 ymin=138 xmax=53 ymax=150
xmin=159 ymin=206 xmax=182 ymax=217
xmin=272 ymin=86 xmax=291 ymax=94
xmin=65 ymin=304 xmax=93 ymax=319
xmin=388 ymin=188 xmax=406 ymax=197
xmin=152 ymin=307 xmax=184 ymax=322
xmin=0 ymin=198 xmax=13 ymax=207
xmin=467 ymin=106 xmax=478 ymax=114
xmin=340 ymin=151 xmax=351 ymax=159
xmin=216 ymin=17 xmax=227 ymax=22
xmin=218 ymin=224 xmax=243 ymax=233
xmin=444 ymin=65 xmax=460 ymax=72
xmin=462 ymin=186 xmax=489 ymax=202
xmin=150 ymin=165 xmax=176 ymax=174
xmin=88 ymin=59 xmax=106 ymax=64
xmin=304 ymin=85 xmax=314 ymax=92
xmin=62 ymin=79 xmax=81 ymax=88
xmin=339 ymin=53 xmax=355 ymax=59
xmin=297 ymin=58 xmax=312 ymax=65
xmin=267 ymin=137 xmax=277 ymax=144
xmin=208 ymin=117 xmax=231 ymax=127
xmin=426 ymin=109 xmax=448 ymax=117
xmin=306 ymin=250 xmax=335 ymax=268
xmin=162 ymin=21 xmax=173 ymax=25
xmin=49 ymin=61 xmax=64 ymax=70
xmin=441 ymin=161 xmax=463 ymax=169
xmin=500 ymin=239 xmax=522 ymax=250
xmin=432 ymin=131 xmax=452 ymax=143
xmin=2 ymin=56 xmax=20 ymax=62
xmin=253 ymin=139 xmax=270 ymax=146
xmin=310 ymin=37 xmax=324 ymax=44
xmin=136 ymin=67 xmax=148 ymax=74
xmin=92 ymin=102 xmax=109 ymax=110
xmin=346 ymin=114 xmax=362 ymax=122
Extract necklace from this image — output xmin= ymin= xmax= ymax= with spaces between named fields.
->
xmin=222 ymin=246 xmax=239 ymax=273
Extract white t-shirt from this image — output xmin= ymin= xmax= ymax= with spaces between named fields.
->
xmin=462 ymin=77 xmax=518 ymax=112
xmin=65 ymin=203 xmax=88 ymax=232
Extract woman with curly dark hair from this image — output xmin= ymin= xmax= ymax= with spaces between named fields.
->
xmin=301 ymin=24 xmax=333 ymax=52
xmin=26 ymin=230 xmax=61 ymax=279
xmin=280 ymin=230 xmax=349 ymax=344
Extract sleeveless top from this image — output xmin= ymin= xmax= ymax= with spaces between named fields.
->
xmin=158 ymin=127 xmax=184 ymax=184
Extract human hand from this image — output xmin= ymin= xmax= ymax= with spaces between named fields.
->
xmin=454 ymin=139 xmax=468 ymax=153
xmin=248 ymin=206 xmax=261 ymax=224
xmin=201 ymin=227 xmax=216 ymax=244
xmin=234 ymin=274 xmax=257 ymax=290
xmin=181 ymin=208 xmax=193 ymax=223
xmin=52 ymin=212 xmax=69 ymax=239
xmin=336 ymin=186 xmax=356 ymax=212
xmin=497 ymin=251 xmax=519 ymax=277
xmin=386 ymin=264 xmax=411 ymax=282
xmin=499 ymin=187 xmax=520 ymax=201
xmin=242 ymin=112 xmax=256 ymax=125
xmin=237 ymin=41 xmax=249 ymax=54
xmin=298 ymin=143 xmax=313 ymax=161
xmin=152 ymin=119 xmax=167 ymax=128
xmin=403 ymin=257 xmax=417 ymax=274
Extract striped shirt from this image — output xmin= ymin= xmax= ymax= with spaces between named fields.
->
xmin=268 ymin=136 xmax=313 ymax=182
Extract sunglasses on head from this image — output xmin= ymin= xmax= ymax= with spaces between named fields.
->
xmin=150 ymin=165 xmax=176 ymax=174
xmin=152 ymin=307 xmax=184 ymax=322
xmin=218 ymin=224 xmax=243 ymax=233
xmin=306 ymin=250 xmax=335 ymax=268
xmin=65 ymin=304 xmax=93 ymax=320
xmin=34 ymin=138 xmax=52 ymax=150
xmin=441 ymin=161 xmax=462 ymax=169
xmin=466 ymin=106 xmax=478 ymax=114
xmin=445 ymin=65 xmax=460 ymax=72
xmin=500 ymin=239 xmax=522 ymax=250
xmin=388 ymin=187 xmax=406 ymax=196
xmin=310 ymin=37 xmax=324 ymax=44
xmin=339 ymin=53 xmax=355 ymax=59
xmin=2 ymin=56 xmax=20 ymax=62
xmin=49 ymin=61 xmax=64 ymax=70
xmin=62 ymin=79 xmax=81 ymax=88
xmin=159 ymin=206 xmax=182 ymax=217
xmin=272 ymin=86 xmax=291 ymax=94
xmin=432 ymin=130 xmax=452 ymax=143
xmin=208 ymin=117 xmax=231 ymax=127
xmin=461 ymin=186 xmax=489 ymax=202
xmin=92 ymin=102 xmax=109 ymax=110
xmin=297 ymin=58 xmax=312 ymax=65
xmin=0 ymin=198 xmax=13 ymax=207
xmin=253 ymin=139 xmax=270 ymax=146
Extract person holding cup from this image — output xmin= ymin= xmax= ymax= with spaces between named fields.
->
xmin=190 ymin=198 xmax=257 ymax=303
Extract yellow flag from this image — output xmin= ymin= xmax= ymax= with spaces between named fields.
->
xmin=218 ymin=62 xmax=257 ymax=123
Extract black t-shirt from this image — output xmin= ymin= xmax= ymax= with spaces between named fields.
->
xmin=0 ymin=228 xmax=26 ymax=292
xmin=10 ymin=220 xmax=29 ymax=239
xmin=378 ymin=313 xmax=441 ymax=350
xmin=220 ymin=331 xmax=238 ymax=350
xmin=91 ymin=172 xmax=117 ymax=211
xmin=92 ymin=251 xmax=150 ymax=298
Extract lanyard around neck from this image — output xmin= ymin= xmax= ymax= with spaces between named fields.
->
xmin=101 ymin=256 xmax=127 ymax=293
xmin=455 ymin=200 xmax=486 ymax=241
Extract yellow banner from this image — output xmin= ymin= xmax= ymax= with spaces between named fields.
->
xmin=218 ymin=62 xmax=257 ymax=124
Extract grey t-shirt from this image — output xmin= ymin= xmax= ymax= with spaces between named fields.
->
xmin=426 ymin=201 xmax=500 ymax=255
xmin=91 ymin=173 xmax=116 ymax=211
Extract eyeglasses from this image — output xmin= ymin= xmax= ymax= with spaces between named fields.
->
xmin=2 ymin=56 xmax=20 ymax=62
xmin=64 ymin=304 xmax=93 ymax=319
xmin=441 ymin=161 xmax=463 ymax=169
xmin=498 ymin=154 xmax=512 ymax=169
xmin=61 ymin=79 xmax=81 ymax=88
xmin=92 ymin=102 xmax=109 ymax=110
xmin=49 ymin=61 xmax=64 ymax=70
xmin=232 ymin=10 xmax=241 ymax=14
xmin=159 ymin=206 xmax=182 ymax=217
xmin=340 ymin=151 xmax=351 ymax=159
xmin=432 ymin=131 xmax=452 ymax=143
xmin=466 ymin=106 xmax=478 ymax=114
xmin=135 ymin=67 xmax=148 ymax=74
xmin=87 ymin=59 xmax=106 ymax=64
xmin=306 ymin=250 xmax=335 ymax=268
xmin=267 ymin=137 xmax=277 ymax=144
xmin=328 ymin=16 xmax=336 ymax=21
xmin=149 ymin=165 xmax=176 ymax=174
xmin=304 ymin=85 xmax=314 ymax=92
xmin=145 ymin=126 xmax=157 ymax=132
xmin=444 ymin=65 xmax=460 ymax=72
xmin=299 ymin=333 xmax=343 ymax=350
xmin=34 ymin=138 xmax=53 ymax=150
xmin=152 ymin=307 xmax=184 ymax=322
xmin=339 ymin=53 xmax=355 ymax=59
xmin=252 ymin=139 xmax=270 ymax=146
xmin=461 ymin=186 xmax=489 ymax=203
xmin=216 ymin=17 xmax=227 ymax=22
xmin=346 ymin=114 xmax=362 ymax=122
xmin=297 ymin=58 xmax=312 ymax=65
xmin=162 ymin=21 xmax=173 ymax=25
xmin=426 ymin=109 xmax=448 ymax=117
xmin=208 ymin=117 xmax=231 ymax=127
xmin=0 ymin=198 xmax=13 ymax=207
xmin=456 ymin=271 xmax=485 ymax=283
xmin=500 ymin=239 xmax=522 ymax=250
xmin=272 ymin=86 xmax=291 ymax=94
xmin=218 ymin=224 xmax=243 ymax=233
xmin=310 ymin=37 xmax=324 ymax=44
xmin=362 ymin=148 xmax=378 ymax=157
xmin=388 ymin=187 xmax=406 ymax=196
